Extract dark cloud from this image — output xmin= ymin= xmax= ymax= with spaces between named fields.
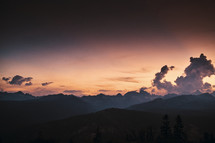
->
xmin=152 ymin=65 xmax=175 ymax=93
xmin=108 ymin=77 xmax=139 ymax=83
xmin=63 ymin=90 xmax=82 ymax=94
xmin=5 ymin=75 xmax=33 ymax=85
xmin=152 ymin=54 xmax=215 ymax=94
xmin=98 ymin=89 xmax=111 ymax=92
xmin=25 ymin=82 xmax=33 ymax=86
xmin=2 ymin=77 xmax=10 ymax=82
xmin=41 ymin=82 xmax=53 ymax=86
xmin=140 ymin=87 xmax=148 ymax=91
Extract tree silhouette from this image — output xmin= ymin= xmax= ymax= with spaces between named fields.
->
xmin=146 ymin=127 xmax=154 ymax=142
xmin=69 ymin=138 xmax=74 ymax=143
xmin=93 ymin=127 xmax=102 ymax=143
xmin=138 ymin=129 xmax=146 ymax=142
xmin=159 ymin=114 xmax=172 ymax=143
xmin=126 ymin=130 xmax=137 ymax=142
xmin=31 ymin=131 xmax=54 ymax=143
xmin=200 ymin=132 xmax=215 ymax=143
xmin=173 ymin=115 xmax=186 ymax=143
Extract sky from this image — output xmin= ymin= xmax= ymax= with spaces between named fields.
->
xmin=1 ymin=0 xmax=215 ymax=96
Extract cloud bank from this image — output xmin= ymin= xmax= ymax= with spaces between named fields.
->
xmin=152 ymin=54 xmax=215 ymax=94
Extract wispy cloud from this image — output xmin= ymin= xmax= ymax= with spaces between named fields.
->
xmin=63 ymin=90 xmax=82 ymax=94
xmin=107 ymin=77 xmax=139 ymax=83
xmin=98 ymin=89 xmax=111 ymax=92
xmin=121 ymin=68 xmax=149 ymax=74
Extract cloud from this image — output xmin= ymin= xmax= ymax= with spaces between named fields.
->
xmin=121 ymin=68 xmax=149 ymax=74
xmin=152 ymin=65 xmax=175 ymax=93
xmin=152 ymin=54 xmax=215 ymax=94
xmin=98 ymin=89 xmax=111 ymax=92
xmin=31 ymin=87 xmax=57 ymax=96
xmin=41 ymin=82 xmax=53 ymax=86
xmin=3 ymin=75 xmax=33 ymax=85
xmin=108 ymin=77 xmax=139 ymax=83
xmin=25 ymin=82 xmax=33 ymax=86
xmin=174 ymin=54 xmax=215 ymax=94
xmin=63 ymin=90 xmax=82 ymax=94
xmin=2 ymin=77 xmax=10 ymax=82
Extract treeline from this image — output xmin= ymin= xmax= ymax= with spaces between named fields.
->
xmin=27 ymin=115 xmax=215 ymax=143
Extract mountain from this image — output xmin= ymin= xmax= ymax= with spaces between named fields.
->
xmin=10 ymin=108 xmax=215 ymax=143
xmin=0 ymin=91 xmax=35 ymax=101
xmin=0 ymin=94 xmax=94 ymax=131
xmin=0 ymin=90 xmax=159 ymax=132
xmin=128 ymin=93 xmax=215 ymax=113
xmin=162 ymin=93 xmax=179 ymax=99
xmin=82 ymin=91 xmax=158 ymax=110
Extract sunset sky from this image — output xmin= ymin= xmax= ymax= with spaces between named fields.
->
xmin=1 ymin=0 xmax=215 ymax=96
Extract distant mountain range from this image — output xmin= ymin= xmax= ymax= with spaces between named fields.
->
xmin=1 ymin=91 xmax=215 ymax=130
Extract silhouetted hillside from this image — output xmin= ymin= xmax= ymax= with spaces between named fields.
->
xmin=0 ymin=91 xmax=35 ymax=101
xmin=10 ymin=108 xmax=215 ymax=143
xmin=0 ymin=94 xmax=94 ymax=132
xmin=128 ymin=93 xmax=215 ymax=113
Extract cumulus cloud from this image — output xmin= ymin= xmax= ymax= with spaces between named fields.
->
xmin=41 ymin=82 xmax=53 ymax=86
xmin=2 ymin=75 xmax=33 ymax=85
xmin=152 ymin=65 xmax=175 ymax=93
xmin=25 ymin=82 xmax=33 ymax=86
xmin=152 ymin=54 xmax=215 ymax=94
xmin=175 ymin=54 xmax=215 ymax=94
xmin=63 ymin=90 xmax=82 ymax=94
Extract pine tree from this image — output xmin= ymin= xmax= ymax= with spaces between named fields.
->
xmin=93 ymin=127 xmax=102 ymax=143
xmin=160 ymin=115 xmax=171 ymax=138
xmin=173 ymin=115 xmax=186 ymax=143
xmin=159 ymin=114 xmax=172 ymax=143
xmin=146 ymin=127 xmax=154 ymax=142
xmin=200 ymin=132 xmax=215 ymax=143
